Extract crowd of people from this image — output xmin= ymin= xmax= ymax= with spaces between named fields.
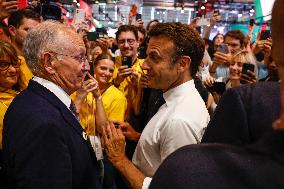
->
xmin=0 ymin=0 xmax=284 ymax=188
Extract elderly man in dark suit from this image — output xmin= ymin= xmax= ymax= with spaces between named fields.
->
xmin=148 ymin=0 xmax=284 ymax=188
xmin=2 ymin=21 xmax=102 ymax=189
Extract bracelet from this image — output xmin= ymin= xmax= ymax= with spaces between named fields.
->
xmin=209 ymin=71 xmax=216 ymax=74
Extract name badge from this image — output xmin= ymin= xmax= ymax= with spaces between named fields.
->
xmin=89 ymin=135 xmax=104 ymax=160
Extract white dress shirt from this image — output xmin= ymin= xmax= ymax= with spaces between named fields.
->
xmin=33 ymin=77 xmax=71 ymax=109
xmin=132 ymin=80 xmax=210 ymax=184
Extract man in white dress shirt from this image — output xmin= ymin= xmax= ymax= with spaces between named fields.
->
xmin=102 ymin=22 xmax=210 ymax=189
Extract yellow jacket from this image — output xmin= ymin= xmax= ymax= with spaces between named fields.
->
xmin=0 ymin=89 xmax=19 ymax=148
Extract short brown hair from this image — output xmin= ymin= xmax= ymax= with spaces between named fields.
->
xmin=93 ymin=53 xmax=114 ymax=67
xmin=8 ymin=9 xmax=40 ymax=28
xmin=116 ymin=25 xmax=138 ymax=41
xmin=148 ymin=22 xmax=205 ymax=76
xmin=224 ymin=30 xmax=247 ymax=48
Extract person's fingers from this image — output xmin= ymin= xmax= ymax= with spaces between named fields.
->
xmin=101 ymin=124 xmax=110 ymax=146
xmin=119 ymin=71 xmax=133 ymax=77
xmin=109 ymin=121 xmax=119 ymax=139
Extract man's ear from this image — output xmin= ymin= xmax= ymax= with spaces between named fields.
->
xmin=43 ymin=53 xmax=56 ymax=74
xmin=178 ymin=56 xmax=191 ymax=72
xmin=8 ymin=25 xmax=17 ymax=37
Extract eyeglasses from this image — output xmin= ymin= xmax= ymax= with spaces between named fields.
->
xmin=117 ymin=39 xmax=136 ymax=46
xmin=51 ymin=51 xmax=88 ymax=65
xmin=0 ymin=59 xmax=21 ymax=71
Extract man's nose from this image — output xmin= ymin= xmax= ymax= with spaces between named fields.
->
xmin=123 ymin=41 xmax=130 ymax=48
xmin=141 ymin=58 xmax=150 ymax=70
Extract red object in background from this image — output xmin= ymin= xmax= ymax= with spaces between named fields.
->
xmin=261 ymin=24 xmax=267 ymax=31
xmin=197 ymin=1 xmax=214 ymax=17
xmin=18 ymin=0 xmax=27 ymax=9
xmin=130 ymin=4 xmax=137 ymax=16
xmin=79 ymin=0 xmax=92 ymax=16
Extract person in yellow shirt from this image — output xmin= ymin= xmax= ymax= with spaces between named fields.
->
xmin=73 ymin=53 xmax=127 ymax=135
xmin=0 ymin=41 xmax=25 ymax=149
xmin=112 ymin=25 xmax=144 ymax=119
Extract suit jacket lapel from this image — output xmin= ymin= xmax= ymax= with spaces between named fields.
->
xmin=27 ymin=80 xmax=96 ymax=160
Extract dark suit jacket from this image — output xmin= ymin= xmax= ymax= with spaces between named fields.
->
xmin=2 ymin=80 xmax=102 ymax=189
xmin=149 ymin=130 xmax=284 ymax=189
xmin=202 ymin=82 xmax=280 ymax=145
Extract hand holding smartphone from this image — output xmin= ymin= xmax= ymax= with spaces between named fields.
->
xmin=259 ymin=30 xmax=271 ymax=40
xmin=240 ymin=63 xmax=255 ymax=84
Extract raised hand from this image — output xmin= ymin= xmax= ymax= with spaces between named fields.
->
xmin=101 ymin=121 xmax=127 ymax=165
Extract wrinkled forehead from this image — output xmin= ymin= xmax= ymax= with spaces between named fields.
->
xmin=56 ymin=29 xmax=86 ymax=53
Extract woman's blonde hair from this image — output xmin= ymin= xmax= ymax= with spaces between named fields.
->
xmin=232 ymin=50 xmax=258 ymax=78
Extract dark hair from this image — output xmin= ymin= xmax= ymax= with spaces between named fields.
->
xmin=136 ymin=26 xmax=146 ymax=37
xmin=203 ymin=38 xmax=214 ymax=59
xmin=0 ymin=21 xmax=10 ymax=37
xmin=148 ymin=22 xmax=205 ymax=76
xmin=212 ymin=33 xmax=224 ymax=45
xmin=146 ymin=19 xmax=159 ymax=32
xmin=8 ymin=9 xmax=40 ymax=28
xmin=0 ymin=41 xmax=23 ymax=91
xmin=224 ymin=30 xmax=247 ymax=48
xmin=116 ymin=25 xmax=138 ymax=41
xmin=93 ymin=53 xmax=114 ymax=67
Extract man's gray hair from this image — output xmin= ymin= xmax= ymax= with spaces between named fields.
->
xmin=23 ymin=20 xmax=76 ymax=76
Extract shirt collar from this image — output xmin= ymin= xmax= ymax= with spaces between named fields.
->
xmin=32 ymin=76 xmax=71 ymax=108
xmin=163 ymin=80 xmax=195 ymax=106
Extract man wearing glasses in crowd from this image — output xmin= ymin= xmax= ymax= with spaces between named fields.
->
xmin=112 ymin=25 xmax=144 ymax=119
xmin=2 ymin=21 xmax=102 ymax=189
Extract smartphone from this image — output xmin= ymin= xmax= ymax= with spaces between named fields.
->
xmin=208 ymin=82 xmax=226 ymax=95
xmin=87 ymin=32 xmax=104 ymax=41
xmin=136 ymin=13 xmax=142 ymax=20
xmin=260 ymin=30 xmax=271 ymax=40
xmin=74 ymin=9 xmax=85 ymax=24
xmin=122 ymin=56 xmax=132 ymax=68
xmin=217 ymin=44 xmax=229 ymax=54
xmin=242 ymin=63 xmax=255 ymax=74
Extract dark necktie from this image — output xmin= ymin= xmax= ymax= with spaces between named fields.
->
xmin=69 ymin=101 xmax=80 ymax=121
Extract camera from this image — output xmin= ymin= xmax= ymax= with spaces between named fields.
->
xmin=33 ymin=0 xmax=62 ymax=21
